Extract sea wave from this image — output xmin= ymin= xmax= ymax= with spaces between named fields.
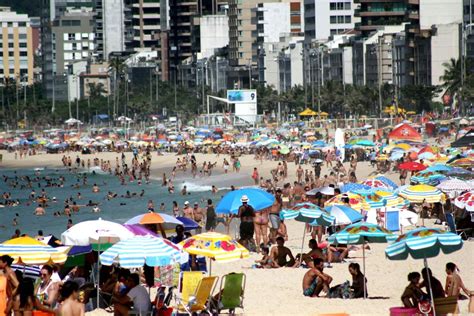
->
xmin=179 ymin=182 xmax=231 ymax=192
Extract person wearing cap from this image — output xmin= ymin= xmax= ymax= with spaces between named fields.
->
xmin=182 ymin=201 xmax=194 ymax=220
xmin=237 ymin=195 xmax=255 ymax=249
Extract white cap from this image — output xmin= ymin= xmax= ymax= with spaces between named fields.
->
xmin=184 ymin=201 xmax=189 ymax=205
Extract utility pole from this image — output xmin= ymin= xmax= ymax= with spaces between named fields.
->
xmin=317 ymin=50 xmax=321 ymax=121
xmin=202 ymin=62 xmax=205 ymax=115
xmin=378 ymin=36 xmax=383 ymax=118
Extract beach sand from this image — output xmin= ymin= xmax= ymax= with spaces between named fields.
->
xmin=1 ymin=149 xmax=473 ymax=315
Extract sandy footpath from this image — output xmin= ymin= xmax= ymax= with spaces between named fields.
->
xmin=1 ymin=149 xmax=473 ymax=315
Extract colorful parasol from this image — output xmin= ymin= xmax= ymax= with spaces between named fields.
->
xmin=0 ymin=237 xmax=70 ymax=265
xmin=398 ymin=161 xmax=427 ymax=171
xmin=399 ymin=184 xmax=445 ymax=203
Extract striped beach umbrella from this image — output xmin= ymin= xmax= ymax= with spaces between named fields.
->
xmin=375 ymin=190 xmax=409 ymax=208
xmin=399 ymin=184 xmax=445 ymax=203
xmin=125 ymin=212 xmax=183 ymax=232
xmin=100 ymin=236 xmax=187 ymax=268
xmin=352 ymin=189 xmax=387 ymax=209
xmin=426 ymin=164 xmax=452 ymax=173
xmin=280 ymin=203 xmax=335 ymax=226
xmin=411 ymin=171 xmax=446 ymax=185
xmin=385 ymin=228 xmax=463 ymax=312
xmin=324 ymin=205 xmax=363 ymax=225
xmin=329 ymin=222 xmax=396 ymax=299
xmin=325 ymin=192 xmax=372 ymax=211
xmin=340 ymin=183 xmax=371 ymax=193
xmin=375 ymin=176 xmax=398 ymax=190
xmin=449 ymin=157 xmax=474 ymax=168
xmin=436 ymin=178 xmax=473 ymax=194
xmin=0 ymin=237 xmax=69 ymax=265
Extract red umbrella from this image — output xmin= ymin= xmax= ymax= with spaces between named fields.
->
xmin=398 ymin=161 xmax=427 ymax=171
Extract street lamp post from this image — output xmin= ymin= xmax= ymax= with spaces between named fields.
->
xmin=378 ymin=36 xmax=383 ymax=118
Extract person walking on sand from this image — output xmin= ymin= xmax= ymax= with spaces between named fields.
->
xmin=205 ymin=199 xmax=217 ymax=232
xmin=251 ymin=168 xmax=259 ymax=185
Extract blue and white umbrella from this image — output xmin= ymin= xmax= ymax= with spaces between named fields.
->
xmin=216 ymin=188 xmax=275 ymax=214
xmin=100 ymin=236 xmax=187 ymax=268
xmin=375 ymin=176 xmax=398 ymax=190
xmin=324 ymin=205 xmax=363 ymax=225
xmin=340 ymin=183 xmax=372 ymax=193
xmin=426 ymin=164 xmax=452 ymax=172
xmin=385 ymin=228 xmax=463 ymax=314
xmin=280 ymin=203 xmax=335 ymax=226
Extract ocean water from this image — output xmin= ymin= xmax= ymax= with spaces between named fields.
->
xmin=0 ymin=167 xmax=230 ymax=242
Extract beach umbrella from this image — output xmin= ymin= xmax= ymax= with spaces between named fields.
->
xmin=306 ymin=186 xmax=335 ymax=196
xmin=179 ymin=232 xmax=249 ymax=275
xmin=375 ymin=176 xmax=399 ymax=190
xmin=325 ymin=193 xmax=371 ymax=211
xmin=399 ymin=184 xmax=445 ymax=203
xmin=398 ymin=161 xmax=427 ymax=171
xmin=374 ymin=190 xmax=409 ymax=208
xmin=449 ymin=157 xmax=474 ymax=168
xmin=340 ymin=183 xmax=372 ymax=193
xmin=215 ymin=188 xmax=275 ymax=215
xmin=123 ymin=224 xmax=158 ymax=237
xmin=175 ymin=216 xmax=201 ymax=231
xmin=324 ymin=205 xmax=364 ymax=225
xmin=351 ymin=189 xmax=387 ymax=209
xmin=355 ymin=139 xmax=375 ymax=147
xmin=385 ymin=228 xmax=463 ymax=314
xmin=362 ymin=179 xmax=390 ymax=190
xmin=329 ymin=222 xmax=396 ymax=298
xmin=426 ymin=164 xmax=453 ymax=172
xmin=0 ymin=237 xmax=70 ymax=265
xmin=279 ymin=144 xmax=290 ymax=155
xmin=411 ymin=171 xmax=446 ymax=185
xmin=61 ymin=218 xmax=134 ymax=305
xmin=125 ymin=212 xmax=183 ymax=234
xmin=100 ymin=236 xmax=187 ymax=268
xmin=436 ymin=178 xmax=473 ymax=195
xmin=281 ymin=203 xmax=335 ymax=264
xmin=454 ymin=190 xmax=474 ymax=209
xmin=446 ymin=167 xmax=473 ymax=178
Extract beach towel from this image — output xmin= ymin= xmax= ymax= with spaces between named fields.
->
xmin=328 ymin=281 xmax=351 ymax=299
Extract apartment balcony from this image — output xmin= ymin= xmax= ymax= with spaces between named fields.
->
xmin=176 ymin=1 xmax=197 ymax=6
xmin=408 ymin=0 xmax=419 ymax=4
xmin=359 ymin=10 xmax=406 ymax=17
xmin=177 ymin=11 xmax=194 ymax=16
xmin=354 ymin=9 xmax=360 ymax=17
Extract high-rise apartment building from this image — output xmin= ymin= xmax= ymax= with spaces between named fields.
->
xmin=93 ymin=0 xmax=129 ymax=61
xmin=169 ymin=0 xmax=199 ymax=67
xmin=0 ymin=7 xmax=34 ymax=85
xmin=304 ymin=0 xmax=358 ymax=41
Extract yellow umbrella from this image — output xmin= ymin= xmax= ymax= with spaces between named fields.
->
xmin=0 ymin=237 xmax=70 ymax=265
xmin=299 ymin=108 xmax=317 ymax=116
xmin=399 ymin=184 xmax=445 ymax=204
xmin=394 ymin=143 xmax=411 ymax=151
xmin=179 ymin=232 xmax=249 ymax=274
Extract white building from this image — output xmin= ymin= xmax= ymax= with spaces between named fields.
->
xmin=94 ymin=0 xmax=126 ymax=60
xmin=304 ymin=0 xmax=359 ymax=41
xmin=199 ymin=15 xmax=229 ymax=59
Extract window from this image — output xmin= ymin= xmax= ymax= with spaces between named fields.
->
xmin=18 ymin=22 xmax=26 ymax=27
xmin=337 ymin=15 xmax=344 ymax=23
xmin=330 ymin=16 xmax=337 ymax=24
xmin=8 ymin=34 xmax=13 ymax=39
xmin=8 ymin=43 xmax=14 ymax=48
xmin=330 ymin=29 xmax=338 ymax=35
xmin=19 ymin=43 xmax=27 ymax=48
xmin=330 ymin=3 xmax=336 ymax=10
xmin=344 ymin=2 xmax=351 ymax=10
xmin=20 ymin=51 xmax=27 ymax=57
xmin=19 ymin=34 xmax=27 ymax=39
xmin=345 ymin=15 xmax=351 ymax=23
xmin=8 ymin=51 xmax=14 ymax=57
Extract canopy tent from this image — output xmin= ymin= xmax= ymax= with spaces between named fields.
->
xmin=388 ymin=123 xmax=422 ymax=142
xmin=299 ymin=108 xmax=317 ymax=116
xmin=451 ymin=129 xmax=474 ymax=147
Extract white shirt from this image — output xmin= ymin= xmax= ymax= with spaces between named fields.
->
xmin=128 ymin=285 xmax=151 ymax=312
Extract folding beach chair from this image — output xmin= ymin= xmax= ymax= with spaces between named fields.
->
xmin=174 ymin=271 xmax=205 ymax=314
xmin=445 ymin=213 xmax=469 ymax=239
xmin=175 ymin=275 xmax=217 ymax=315
xmin=212 ymin=272 xmax=246 ymax=315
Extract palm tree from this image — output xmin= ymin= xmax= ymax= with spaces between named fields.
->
xmin=440 ymin=58 xmax=461 ymax=97
xmin=108 ymin=57 xmax=127 ymax=117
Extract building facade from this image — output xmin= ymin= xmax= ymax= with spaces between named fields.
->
xmin=0 ymin=7 xmax=34 ymax=85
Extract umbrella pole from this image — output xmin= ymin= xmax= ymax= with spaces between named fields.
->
xmin=209 ymin=258 xmax=212 ymax=276
xmin=299 ymin=226 xmax=307 ymax=266
xmin=424 ymin=257 xmax=436 ymax=316
xmin=96 ymin=243 xmax=100 ymax=309
xmin=362 ymin=241 xmax=366 ymax=299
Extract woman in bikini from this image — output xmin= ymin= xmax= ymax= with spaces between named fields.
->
xmin=254 ymin=206 xmax=269 ymax=249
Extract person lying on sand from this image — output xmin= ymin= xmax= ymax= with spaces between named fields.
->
xmin=302 ymin=258 xmax=332 ymax=297
xmin=270 ymin=237 xmax=295 ymax=267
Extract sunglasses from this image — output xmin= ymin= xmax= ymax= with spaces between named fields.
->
xmin=41 ymin=273 xmax=49 ymax=277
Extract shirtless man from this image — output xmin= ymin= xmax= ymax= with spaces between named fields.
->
xmin=268 ymin=189 xmax=282 ymax=244
xmin=270 ymin=237 xmax=295 ymax=267
xmin=297 ymin=166 xmax=304 ymax=183
xmin=57 ymin=281 xmax=85 ymax=316
xmin=294 ymin=239 xmax=325 ymax=268
xmin=193 ymin=202 xmax=204 ymax=233
xmin=302 ymin=258 xmax=333 ymax=297
xmin=182 ymin=201 xmax=194 ymax=220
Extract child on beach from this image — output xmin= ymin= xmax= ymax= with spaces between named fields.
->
xmin=255 ymin=246 xmax=277 ymax=268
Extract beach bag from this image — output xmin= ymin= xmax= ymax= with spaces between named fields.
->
xmin=328 ymin=281 xmax=351 ymax=299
